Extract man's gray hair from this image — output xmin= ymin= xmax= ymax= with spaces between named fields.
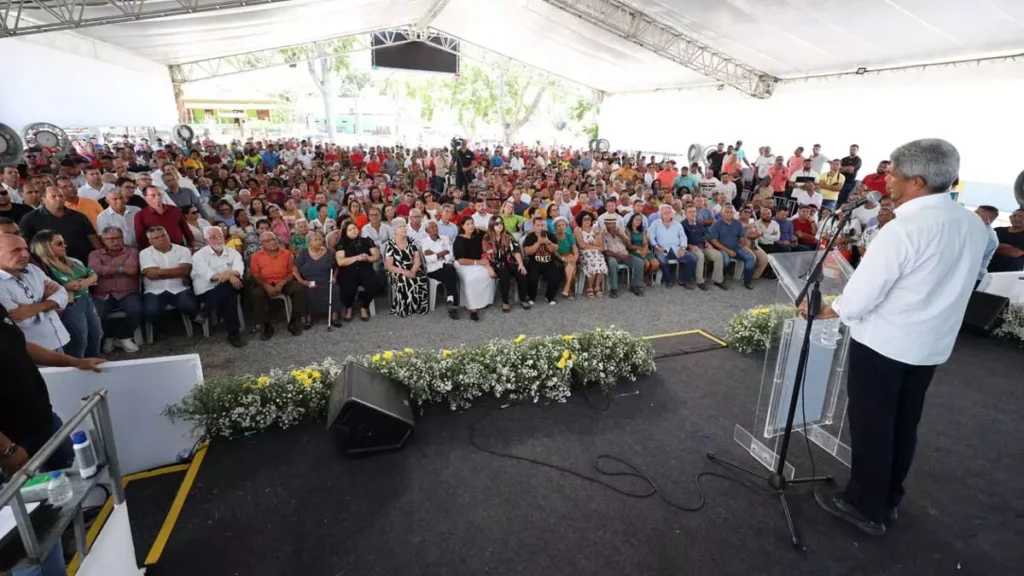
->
xmin=203 ymin=226 xmax=223 ymax=240
xmin=889 ymin=138 xmax=959 ymax=194
xmin=658 ymin=204 xmax=673 ymax=213
xmin=101 ymin=226 xmax=124 ymax=236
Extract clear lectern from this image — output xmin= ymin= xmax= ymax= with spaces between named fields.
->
xmin=733 ymin=250 xmax=855 ymax=479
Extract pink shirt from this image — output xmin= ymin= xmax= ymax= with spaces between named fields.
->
xmin=768 ymin=166 xmax=791 ymax=192
xmin=88 ymin=247 xmax=141 ymax=300
xmin=787 ymin=156 xmax=805 ymax=175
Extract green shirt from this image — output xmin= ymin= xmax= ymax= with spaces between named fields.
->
xmin=500 ymin=214 xmax=527 ymax=233
xmin=554 ymin=232 xmax=576 ymax=256
xmin=47 ymin=258 xmax=94 ymax=299
xmin=290 ymin=233 xmax=309 ymax=252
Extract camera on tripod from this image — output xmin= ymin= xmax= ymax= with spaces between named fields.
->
xmin=450 ymin=137 xmax=464 ymax=156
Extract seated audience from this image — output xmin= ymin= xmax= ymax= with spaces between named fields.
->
xmin=0 ymin=233 xmax=71 ymax=352
xmin=756 ymin=208 xmax=784 ymax=253
xmin=625 ymin=213 xmax=660 ymax=291
xmin=419 ymin=220 xmax=460 ymax=318
xmin=601 ymin=214 xmax=643 ymax=297
xmin=486 ymin=217 xmax=530 ymax=311
xmin=31 ymin=230 xmax=103 ymax=358
xmin=647 ymin=204 xmax=697 ymax=288
xmin=708 ymin=205 xmax=755 ymax=289
xmin=550 ymin=217 xmax=579 ymax=299
xmin=89 ymin=226 xmax=142 ymax=353
xmin=737 ymin=206 xmax=770 ymax=279
xmin=250 ymin=231 xmax=306 ymax=338
xmin=135 ymin=186 xmax=193 ymax=249
xmin=574 ymin=212 xmax=608 ymax=298
xmin=682 ymin=205 xmax=720 ymax=289
xmin=336 ymin=221 xmax=383 ymax=322
xmin=191 ymin=226 xmax=246 ymax=348
xmin=98 ymin=189 xmax=141 ymax=248
xmin=792 ymin=206 xmax=820 ymax=250
xmin=522 ymin=214 xmax=562 ymax=305
xmin=384 ymin=219 xmax=430 ymax=317
xmin=453 ymin=215 xmax=494 ymax=320
xmin=185 ymin=205 xmax=212 ymax=249
xmin=140 ymin=226 xmax=199 ymax=339
xmin=858 ymin=206 xmax=894 ymax=255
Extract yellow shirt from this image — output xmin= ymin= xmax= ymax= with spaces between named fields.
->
xmin=817 ymin=172 xmax=845 ymax=201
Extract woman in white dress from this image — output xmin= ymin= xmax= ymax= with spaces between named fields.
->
xmin=453 ymin=215 xmax=495 ymax=321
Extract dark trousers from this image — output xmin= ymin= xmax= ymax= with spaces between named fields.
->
xmin=339 ymin=264 xmax=382 ymax=310
xmin=200 ymin=283 xmax=242 ymax=334
xmin=761 ymin=243 xmax=792 ymax=254
xmin=143 ymin=290 xmax=198 ymax=330
xmin=843 ymin=338 xmax=937 ymax=523
xmin=21 ymin=413 xmax=75 ymax=472
xmin=250 ymin=279 xmax=306 ymax=325
xmin=93 ymin=293 xmax=143 ymax=339
xmin=428 ymin=264 xmax=460 ymax=306
xmin=837 ymin=178 xmax=858 ymax=206
xmin=495 ymin=265 xmax=528 ymax=304
xmin=527 ymin=259 xmax=560 ymax=302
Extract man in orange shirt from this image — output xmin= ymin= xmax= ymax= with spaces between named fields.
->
xmin=656 ymin=161 xmax=678 ymax=191
xmin=57 ymin=176 xmax=103 ymax=229
xmin=249 ymin=232 xmax=306 ymax=339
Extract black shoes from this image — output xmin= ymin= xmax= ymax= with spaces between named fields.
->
xmin=227 ymin=332 xmax=246 ymax=348
xmin=697 ymin=282 xmax=709 ymax=291
xmin=886 ymin=507 xmax=898 ymax=524
xmin=448 ymin=306 xmax=459 ymax=320
xmin=682 ymin=280 xmax=697 ymax=290
xmin=814 ymin=488 xmax=886 ymax=536
xmin=744 ymin=279 xmax=755 ymax=290
xmin=609 ymin=289 xmax=618 ymax=298
xmin=714 ymin=281 xmax=728 ymax=290
xmin=470 ymin=311 xmax=480 ymax=322
xmin=287 ymin=322 xmax=303 ymax=336
xmin=259 ymin=323 xmax=274 ymax=341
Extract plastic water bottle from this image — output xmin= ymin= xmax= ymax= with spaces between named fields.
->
xmin=815 ymin=318 xmax=841 ymax=349
xmin=47 ymin=471 xmax=73 ymax=506
xmin=72 ymin=431 xmax=98 ymax=479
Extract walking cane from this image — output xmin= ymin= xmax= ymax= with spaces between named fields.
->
xmin=326 ymin=269 xmax=335 ymax=333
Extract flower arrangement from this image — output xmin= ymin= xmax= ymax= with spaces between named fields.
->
xmin=165 ymin=329 xmax=656 ymax=437
xmin=994 ymin=303 xmax=1024 ymax=345
xmin=725 ymin=304 xmax=798 ymax=354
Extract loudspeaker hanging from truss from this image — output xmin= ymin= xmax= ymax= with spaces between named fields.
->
xmin=0 ymin=123 xmax=25 ymax=166
xmin=23 ymin=122 xmax=71 ymax=156
xmin=588 ymin=138 xmax=610 ymax=153
xmin=171 ymin=124 xmax=195 ymax=147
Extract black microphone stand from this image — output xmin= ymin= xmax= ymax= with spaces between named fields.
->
xmin=707 ymin=209 xmax=852 ymax=549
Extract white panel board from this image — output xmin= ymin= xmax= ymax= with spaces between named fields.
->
xmin=42 ymin=355 xmax=203 ymax=475
xmin=77 ymin=504 xmax=144 ymax=576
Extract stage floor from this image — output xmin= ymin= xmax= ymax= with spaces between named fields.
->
xmin=143 ymin=334 xmax=1023 ymax=576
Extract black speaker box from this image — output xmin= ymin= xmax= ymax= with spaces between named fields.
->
xmin=962 ymin=291 xmax=1009 ymax=334
xmin=327 ymin=362 xmax=415 ymax=455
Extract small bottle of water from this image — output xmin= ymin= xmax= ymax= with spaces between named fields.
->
xmin=815 ymin=318 xmax=841 ymax=348
xmin=47 ymin=471 xmax=73 ymax=506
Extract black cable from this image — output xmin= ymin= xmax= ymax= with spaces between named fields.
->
xmin=469 ymin=400 xmax=776 ymax=515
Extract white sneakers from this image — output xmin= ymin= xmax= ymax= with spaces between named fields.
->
xmin=103 ymin=338 xmax=140 ymax=353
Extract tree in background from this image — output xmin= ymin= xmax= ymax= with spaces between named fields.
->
xmin=567 ymin=97 xmax=600 ymax=142
xmin=276 ymin=38 xmax=359 ymax=141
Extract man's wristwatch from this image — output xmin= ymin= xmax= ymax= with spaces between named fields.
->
xmin=1 ymin=443 xmax=20 ymax=459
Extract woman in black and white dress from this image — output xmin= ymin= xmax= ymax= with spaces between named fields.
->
xmin=383 ymin=219 xmax=429 ymax=317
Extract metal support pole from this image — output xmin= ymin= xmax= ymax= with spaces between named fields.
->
xmin=10 ymin=493 xmax=41 ymax=561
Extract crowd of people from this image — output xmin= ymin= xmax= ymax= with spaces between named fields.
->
xmin=0 ymin=135 xmax=1020 ymax=357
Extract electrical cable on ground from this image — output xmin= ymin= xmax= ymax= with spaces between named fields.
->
xmin=469 ymin=393 xmax=776 ymax=514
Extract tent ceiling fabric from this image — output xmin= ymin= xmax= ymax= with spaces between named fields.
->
xmin=42 ymin=0 xmax=1024 ymax=92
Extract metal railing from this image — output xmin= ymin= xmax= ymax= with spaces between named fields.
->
xmin=0 ymin=389 xmax=124 ymax=568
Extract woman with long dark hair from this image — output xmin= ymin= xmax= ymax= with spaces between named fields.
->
xmin=485 ymin=217 xmax=530 ymax=311
xmin=335 ymin=221 xmax=382 ymax=322
xmin=453 ymin=215 xmax=494 ymax=321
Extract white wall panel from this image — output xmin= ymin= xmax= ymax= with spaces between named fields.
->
xmin=0 ymin=33 xmax=177 ymax=130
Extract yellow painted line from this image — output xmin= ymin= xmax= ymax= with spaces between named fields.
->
xmin=145 ymin=442 xmax=209 ymax=565
xmin=67 ymin=462 xmax=193 ymax=573
xmin=123 ymin=463 xmax=191 ymax=483
xmin=66 ymin=496 xmax=114 ymax=576
xmin=643 ymin=329 xmax=702 ymax=340
xmin=696 ymin=329 xmax=729 ymax=347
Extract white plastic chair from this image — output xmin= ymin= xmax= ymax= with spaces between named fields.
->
xmin=271 ymin=294 xmax=292 ymax=324
xmin=196 ymin=299 xmax=246 ymax=338
xmin=105 ymin=310 xmax=144 ymax=346
xmin=144 ymin=304 xmax=194 ymax=344
xmin=427 ymin=277 xmax=444 ymax=312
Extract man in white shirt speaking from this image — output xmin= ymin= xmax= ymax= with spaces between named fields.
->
xmin=803 ymin=139 xmax=988 ymax=536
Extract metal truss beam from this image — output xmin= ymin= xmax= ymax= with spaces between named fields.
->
xmin=170 ymin=25 xmax=603 ymax=102
xmin=413 ymin=0 xmax=450 ymax=31
xmin=539 ymin=0 xmax=776 ymax=99
xmin=1 ymin=0 xmax=293 ymax=38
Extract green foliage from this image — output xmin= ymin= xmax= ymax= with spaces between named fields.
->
xmin=338 ymin=70 xmax=372 ymax=97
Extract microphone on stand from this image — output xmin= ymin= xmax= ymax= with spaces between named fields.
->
xmin=835 ymin=191 xmax=882 ymax=216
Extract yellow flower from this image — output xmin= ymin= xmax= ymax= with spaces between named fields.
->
xmin=560 ymin=349 xmax=570 ymax=361
xmin=513 ymin=334 xmax=526 ymax=344
xmin=750 ymin=307 xmax=772 ymax=316
xmin=301 ymin=378 xmax=313 ymax=389
xmin=595 ymin=328 xmax=603 ymax=333
xmin=561 ymin=335 xmax=575 ymax=341
xmin=404 ymin=348 xmax=415 ymax=355
xmin=291 ymin=369 xmax=301 ymax=378
xmin=311 ymin=370 xmax=322 ymax=380
xmin=256 ymin=376 xmax=270 ymax=389
xmin=556 ymin=358 xmax=567 ymax=369
xmin=372 ymin=353 xmax=381 ymax=363
xmin=441 ymin=350 xmax=452 ymax=358
xmin=383 ymin=351 xmax=394 ymax=360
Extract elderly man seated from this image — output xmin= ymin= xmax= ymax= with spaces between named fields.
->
xmin=89 ymin=226 xmax=141 ymax=353
xmin=140 ymin=226 xmax=199 ymax=339
xmin=249 ymin=231 xmax=306 ymax=339
xmin=682 ymin=205 xmax=721 ymax=290
xmin=646 ymin=204 xmax=698 ymax=288
xmin=191 ymin=226 xmax=246 ymax=348
xmin=418 ymin=220 xmax=460 ymax=318
xmin=708 ymin=204 xmax=755 ymax=289
xmin=0 ymin=233 xmax=71 ymax=352
xmin=601 ymin=213 xmax=643 ymax=297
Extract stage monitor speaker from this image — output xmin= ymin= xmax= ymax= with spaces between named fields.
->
xmin=961 ymin=291 xmax=1009 ymax=334
xmin=327 ymin=362 xmax=414 ymax=455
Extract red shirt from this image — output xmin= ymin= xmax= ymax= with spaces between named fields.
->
xmin=134 ymin=204 xmax=194 ymax=249
xmin=323 ymin=152 xmax=339 ymax=164
xmin=395 ymin=203 xmax=413 ymax=217
xmin=792 ymin=218 xmax=818 ymax=245
xmin=862 ymin=173 xmax=887 ymax=196
xmin=350 ymin=153 xmax=364 ymax=166
xmin=366 ymin=160 xmax=381 ymax=176
xmin=768 ymin=166 xmax=790 ymax=192
xmin=414 ymin=178 xmax=429 ymax=193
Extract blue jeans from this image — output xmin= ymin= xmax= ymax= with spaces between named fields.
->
xmin=654 ymin=248 xmax=697 ymax=284
xmin=93 ymin=292 xmax=143 ymax=340
xmin=12 ymin=542 xmax=65 ymax=576
xmin=721 ymin=249 xmax=756 ymax=282
xmin=61 ymin=297 xmax=103 ymax=358
xmin=143 ymin=290 xmax=198 ymax=331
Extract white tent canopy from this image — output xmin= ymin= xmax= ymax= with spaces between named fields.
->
xmin=5 ymin=0 xmax=1024 ymax=94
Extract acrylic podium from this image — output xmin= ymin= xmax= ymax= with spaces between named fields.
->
xmin=733 ymin=250 xmax=855 ymax=479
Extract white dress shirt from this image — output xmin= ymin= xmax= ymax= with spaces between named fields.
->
xmin=78 ymin=182 xmax=114 ymax=201
xmin=791 ymin=189 xmax=823 ymax=209
xmin=97 ymin=205 xmax=142 ymax=248
xmin=139 ymin=244 xmax=193 ymax=294
xmin=190 ymin=245 xmax=244 ymax=296
xmin=472 ymin=211 xmax=493 ymax=230
xmin=407 ymin=223 xmax=429 ymax=246
xmin=831 ymin=193 xmax=989 ymax=365
xmin=756 ymin=219 xmax=780 ymax=245
xmin=417 ymin=234 xmax=454 ymax=273
xmin=2 ymin=183 xmax=22 ymax=203
xmin=361 ymin=222 xmax=393 ymax=251
xmin=0 ymin=264 xmax=70 ymax=350
xmin=509 ymin=156 xmax=524 ymax=172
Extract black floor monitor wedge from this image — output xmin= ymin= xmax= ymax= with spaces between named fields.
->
xmin=327 ymin=362 xmax=415 ymax=455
